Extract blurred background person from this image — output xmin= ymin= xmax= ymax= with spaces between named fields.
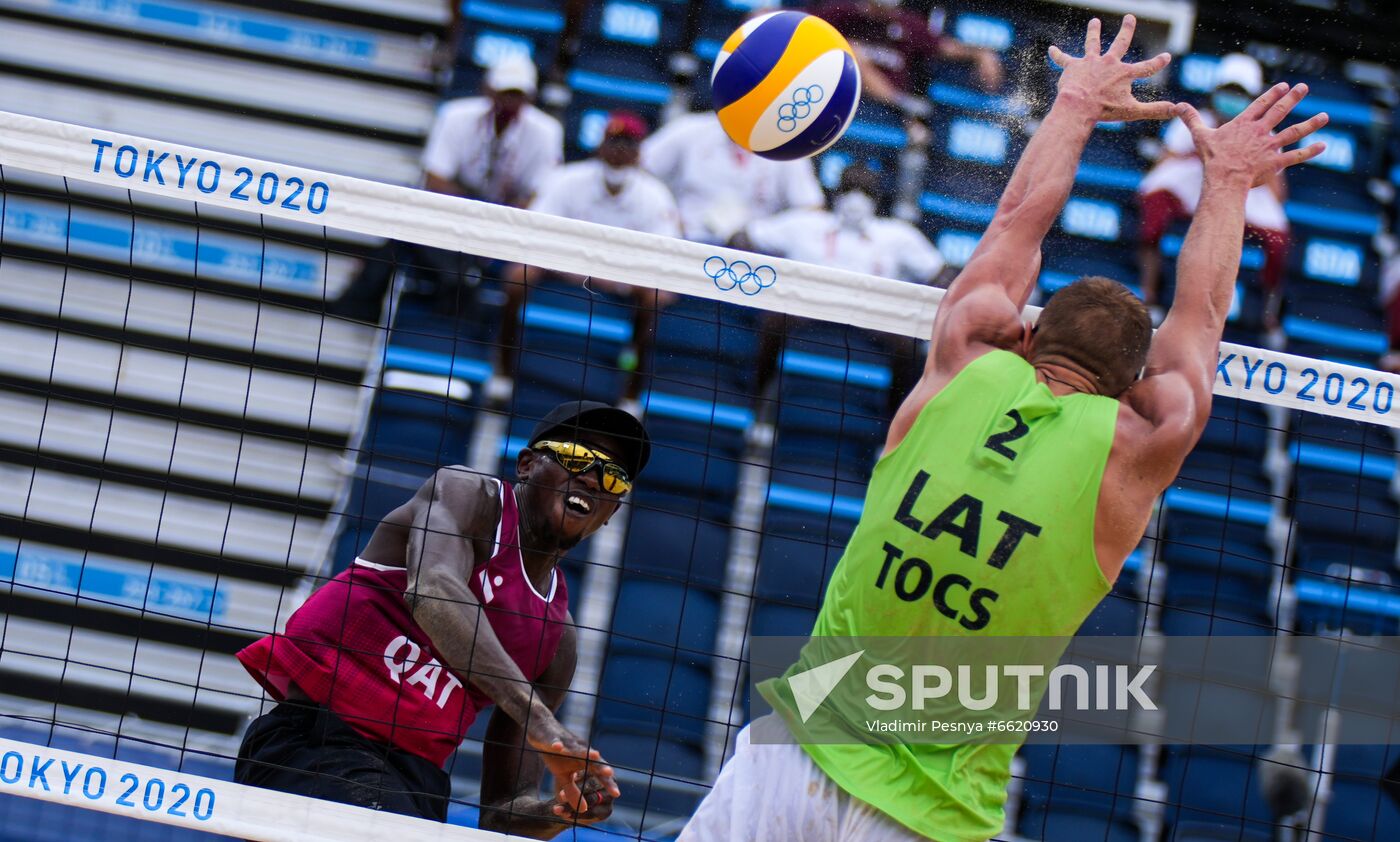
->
xmin=810 ymin=0 xmax=1004 ymax=111
xmin=422 ymin=53 xmax=563 ymax=208
xmin=642 ymin=109 xmax=824 ymax=246
xmin=333 ymin=54 xmax=562 ymax=323
xmin=737 ymin=161 xmax=945 ymax=413
xmin=1137 ymin=53 xmax=1291 ymax=328
xmin=496 ymin=111 xmax=681 ymax=392
xmin=737 ymin=161 xmax=945 ymax=284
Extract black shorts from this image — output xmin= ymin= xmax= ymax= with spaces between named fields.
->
xmin=234 ymin=701 xmax=451 ymax=822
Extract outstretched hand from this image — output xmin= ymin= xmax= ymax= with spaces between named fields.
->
xmin=1049 ymin=15 xmax=1175 ymax=123
xmin=1180 ymin=82 xmax=1329 ymax=188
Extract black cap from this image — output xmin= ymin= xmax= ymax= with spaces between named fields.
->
xmin=528 ymin=400 xmax=651 ymax=479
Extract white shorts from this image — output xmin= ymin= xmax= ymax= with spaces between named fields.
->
xmin=678 ymin=716 xmax=928 ymax=842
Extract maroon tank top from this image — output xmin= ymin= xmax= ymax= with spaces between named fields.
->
xmin=237 ymin=479 xmax=570 ymax=767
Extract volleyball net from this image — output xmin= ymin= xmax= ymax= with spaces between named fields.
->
xmin=3 ymin=108 xmax=1400 ymax=842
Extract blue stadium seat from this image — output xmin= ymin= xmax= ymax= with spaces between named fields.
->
xmin=364 ymin=388 xmax=475 ymax=467
xmin=930 ymin=111 xmax=1024 ymax=175
xmin=510 ymin=280 xmax=632 ymax=423
xmin=641 ymin=392 xmax=749 ymax=458
xmin=1286 ymin=178 xmax=1384 ymax=241
xmin=609 ymin=579 xmax=721 ymax=662
xmin=945 ymin=10 xmax=1020 ymax=54
xmin=754 ymin=530 xmax=842 ymax=608
xmin=1294 ymin=538 xmax=1395 ymax=585
xmin=632 ymin=436 xmax=741 ymax=521
xmin=1057 ymin=193 xmax=1136 ymax=248
xmin=1019 ymin=745 xmax=1141 ymax=821
xmin=778 ymin=324 xmax=893 ymax=415
xmin=1075 ymin=138 xmax=1147 ymax=199
xmin=1161 ymin=513 xmax=1274 ymax=583
xmin=1319 ymin=744 xmax=1400 ymax=842
xmin=927 ymin=80 xmax=1029 ymax=122
xmin=921 ymin=165 xmax=1002 ymax=232
xmin=581 ymin=0 xmax=687 ymax=68
xmin=1197 ymin=397 xmax=1270 ymax=457
xmin=1323 ymin=776 xmax=1400 ymax=841
xmin=1080 ymin=591 xmax=1147 ymax=636
xmin=1161 ymin=747 xmax=1276 ymax=842
xmin=596 ymin=573 xmax=718 ymax=791
xmin=623 ymin=508 xmax=731 ymax=587
xmin=451 ymin=0 xmax=567 ymax=96
xmin=749 ymin=601 xmax=818 ymax=638
xmin=1294 ymin=575 xmax=1400 ymax=635
xmin=565 ymin=53 xmax=670 ymax=158
xmin=1290 ymin=232 xmax=1379 ymax=294
xmin=770 ymin=323 xmax=894 ymax=479
xmin=1291 ymin=471 xmax=1398 ymax=551
xmin=589 ymin=727 xmax=704 ymax=816
xmin=1017 ymin=806 xmax=1142 ymax=842
xmin=650 ymin=299 xmax=762 ymax=399
xmin=1039 ymin=252 xmax=1142 ymax=302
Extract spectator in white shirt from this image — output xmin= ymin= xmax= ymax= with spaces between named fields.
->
xmin=421 ymin=54 xmax=564 ymax=208
xmin=527 ymin=112 xmax=682 ymax=238
xmin=642 ymin=111 xmax=824 ymax=245
xmin=1138 ymin=53 xmax=1290 ymax=328
xmin=738 ymin=162 xmax=945 ymax=412
xmin=738 ymin=162 xmax=945 ymax=283
xmin=332 ymin=56 xmax=563 ymax=323
xmin=496 ymin=112 xmax=682 ymax=390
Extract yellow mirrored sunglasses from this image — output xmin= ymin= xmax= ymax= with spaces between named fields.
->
xmin=532 ymin=440 xmax=632 ymax=494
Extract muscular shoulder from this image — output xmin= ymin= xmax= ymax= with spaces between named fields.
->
xmin=931 ymin=284 xmax=1024 ymax=372
xmin=1114 ymin=374 xmax=1204 ymax=488
xmin=428 ymin=466 xmax=503 ymax=535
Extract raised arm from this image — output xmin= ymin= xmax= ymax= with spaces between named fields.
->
xmin=927 ymin=16 xmax=1174 ymax=374
xmin=402 ymin=469 xmax=610 ymax=808
xmin=1131 ymin=83 xmax=1328 ymax=450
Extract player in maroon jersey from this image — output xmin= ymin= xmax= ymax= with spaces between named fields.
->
xmin=235 ymin=400 xmax=650 ymax=837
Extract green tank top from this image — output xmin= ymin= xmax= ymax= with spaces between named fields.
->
xmin=758 ymin=350 xmax=1117 ymax=841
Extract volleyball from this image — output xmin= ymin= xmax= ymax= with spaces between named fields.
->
xmin=710 ymin=11 xmax=862 ymax=161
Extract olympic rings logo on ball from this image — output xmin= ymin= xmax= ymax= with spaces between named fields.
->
xmin=776 ymin=85 xmax=825 ymax=133
xmin=704 ymin=256 xmax=778 ymax=296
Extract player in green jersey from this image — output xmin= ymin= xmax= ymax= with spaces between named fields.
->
xmin=680 ymin=14 xmax=1330 ymax=842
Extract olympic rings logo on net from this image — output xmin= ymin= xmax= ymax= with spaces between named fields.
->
xmin=777 ymin=85 xmax=825 ymax=132
xmin=704 ymin=256 xmax=777 ymax=295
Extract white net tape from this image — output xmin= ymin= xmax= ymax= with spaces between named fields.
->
xmin=0 ymin=737 xmax=502 ymax=842
xmin=2 ymin=109 xmax=1397 ymax=427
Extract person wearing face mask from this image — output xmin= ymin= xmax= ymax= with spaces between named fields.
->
xmin=1137 ymin=53 xmax=1291 ymax=328
xmin=737 ymin=161 xmax=946 ymax=413
xmin=642 ymin=109 xmax=824 ymax=246
xmin=739 ymin=162 xmax=945 ymax=283
xmin=494 ymin=112 xmax=681 ymax=390
xmin=526 ymin=111 xmax=681 ymax=233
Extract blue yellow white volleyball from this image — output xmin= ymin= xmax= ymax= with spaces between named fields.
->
xmin=710 ymin=11 xmax=862 ymax=161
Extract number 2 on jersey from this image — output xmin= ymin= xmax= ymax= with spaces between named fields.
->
xmin=984 ymin=409 xmax=1028 ymax=460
